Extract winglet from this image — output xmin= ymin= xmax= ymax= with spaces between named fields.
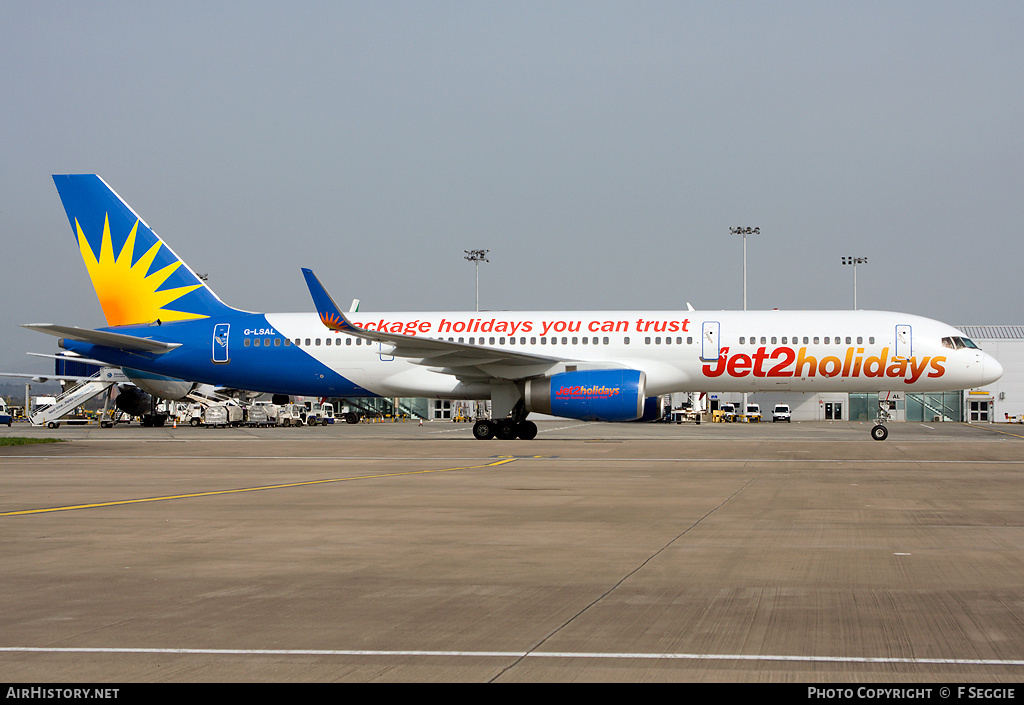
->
xmin=301 ymin=268 xmax=360 ymax=333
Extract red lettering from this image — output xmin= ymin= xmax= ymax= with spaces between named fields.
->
xmin=751 ymin=347 xmax=771 ymax=377
xmin=727 ymin=353 xmax=752 ymax=377
xmin=702 ymin=347 xmax=729 ymax=377
xmin=767 ymin=347 xmax=795 ymax=377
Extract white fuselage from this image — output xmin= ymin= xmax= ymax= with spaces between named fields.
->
xmin=259 ymin=308 xmax=1002 ymax=399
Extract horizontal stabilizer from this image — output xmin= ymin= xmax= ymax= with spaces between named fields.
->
xmin=22 ymin=324 xmax=181 ymax=354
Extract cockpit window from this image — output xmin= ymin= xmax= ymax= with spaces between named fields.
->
xmin=942 ymin=336 xmax=981 ymax=350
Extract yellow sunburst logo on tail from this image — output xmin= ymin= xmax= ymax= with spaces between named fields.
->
xmin=77 ymin=215 xmax=205 ymax=327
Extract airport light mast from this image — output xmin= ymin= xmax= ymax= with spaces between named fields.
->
xmin=841 ymin=256 xmax=868 ymax=309
xmin=730 ymin=227 xmax=759 ymax=311
xmin=464 ymin=249 xmax=489 ymax=312
xmin=731 ymin=227 xmax=759 ymax=422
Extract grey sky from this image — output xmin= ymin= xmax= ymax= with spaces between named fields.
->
xmin=1 ymin=1 xmax=1021 ymax=372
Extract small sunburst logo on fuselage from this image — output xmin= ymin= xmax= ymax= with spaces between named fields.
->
xmin=77 ymin=214 xmax=206 ymax=327
xmin=320 ymin=312 xmax=349 ymax=331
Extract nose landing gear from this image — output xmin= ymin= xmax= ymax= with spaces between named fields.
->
xmin=872 ymin=393 xmax=898 ymax=441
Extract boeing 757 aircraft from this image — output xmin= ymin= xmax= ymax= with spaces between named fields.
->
xmin=26 ymin=175 xmax=1002 ymax=440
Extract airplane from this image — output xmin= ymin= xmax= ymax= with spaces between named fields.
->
xmin=24 ymin=174 xmax=1003 ymax=441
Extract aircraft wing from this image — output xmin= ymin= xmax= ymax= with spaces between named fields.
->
xmin=302 ymin=268 xmax=570 ymax=381
xmin=21 ymin=324 xmax=181 ymax=354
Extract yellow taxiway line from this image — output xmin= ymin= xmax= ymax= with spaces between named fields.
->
xmin=0 ymin=457 xmax=517 ymax=517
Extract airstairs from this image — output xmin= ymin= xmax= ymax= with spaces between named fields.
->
xmin=30 ymin=368 xmax=128 ymax=428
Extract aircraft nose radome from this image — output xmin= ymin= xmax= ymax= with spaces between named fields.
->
xmin=983 ymin=354 xmax=1004 ymax=385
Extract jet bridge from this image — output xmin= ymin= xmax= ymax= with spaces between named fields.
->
xmin=30 ymin=367 xmax=128 ymax=428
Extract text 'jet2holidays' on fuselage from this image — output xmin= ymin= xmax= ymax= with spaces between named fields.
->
xmin=25 ymin=175 xmax=1003 ymax=441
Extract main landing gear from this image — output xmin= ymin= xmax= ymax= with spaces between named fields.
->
xmin=473 ymin=418 xmax=538 ymax=440
xmin=473 ymin=396 xmax=538 ymax=440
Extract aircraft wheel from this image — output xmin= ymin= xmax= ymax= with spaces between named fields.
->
xmin=517 ymin=420 xmax=538 ymax=440
xmin=496 ymin=420 xmax=518 ymax=440
xmin=871 ymin=424 xmax=889 ymax=441
xmin=473 ymin=419 xmax=495 ymax=440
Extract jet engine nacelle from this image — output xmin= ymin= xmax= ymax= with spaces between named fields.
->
xmin=524 ymin=369 xmax=646 ymax=422
xmin=114 ymin=385 xmax=150 ymax=417
xmin=639 ymin=396 xmax=663 ymax=422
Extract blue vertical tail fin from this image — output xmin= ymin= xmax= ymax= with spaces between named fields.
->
xmin=52 ymin=174 xmax=242 ymax=327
